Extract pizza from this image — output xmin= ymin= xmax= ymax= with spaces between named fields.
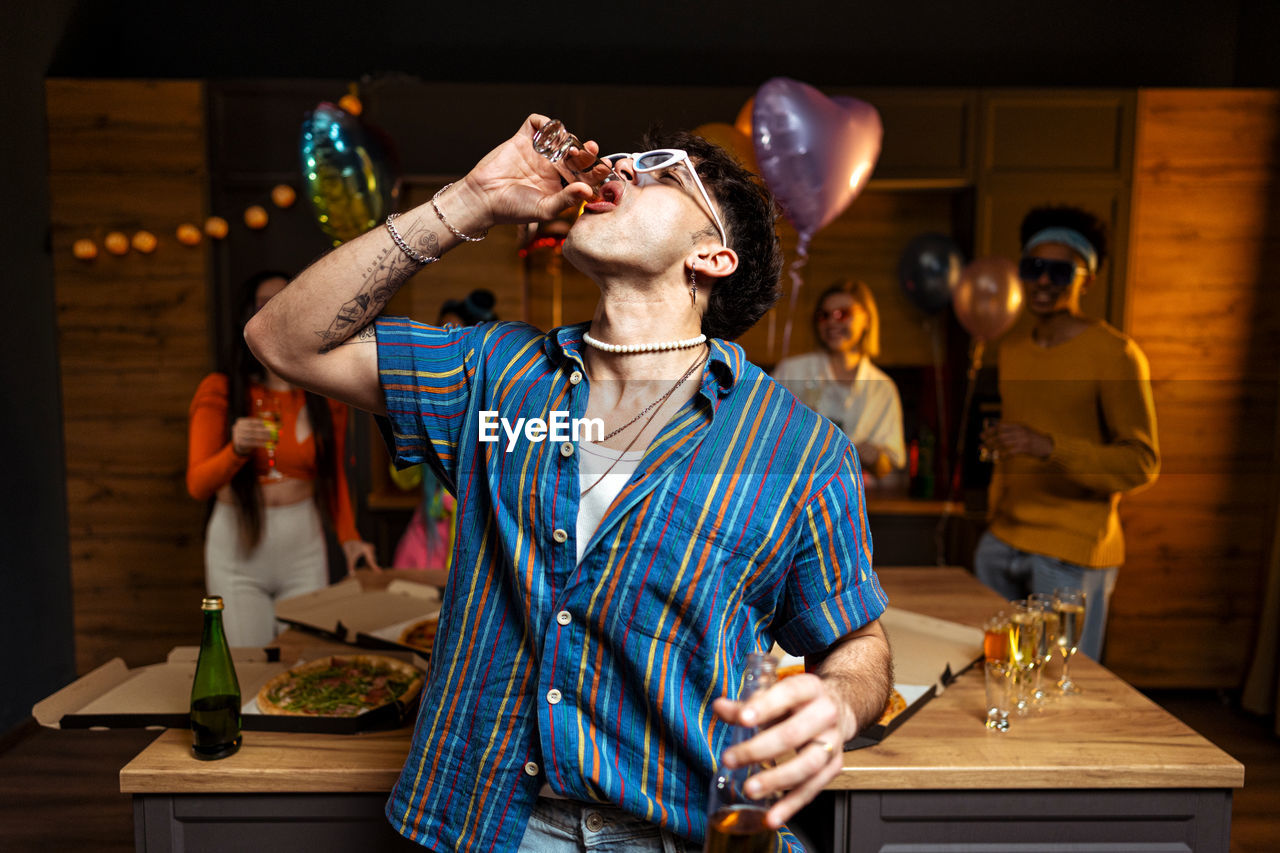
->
xmin=398 ymin=617 xmax=439 ymax=656
xmin=256 ymin=655 xmax=423 ymax=717
xmin=876 ymin=688 xmax=908 ymax=726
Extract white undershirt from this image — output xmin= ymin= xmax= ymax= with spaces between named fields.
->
xmin=575 ymin=441 xmax=645 ymax=564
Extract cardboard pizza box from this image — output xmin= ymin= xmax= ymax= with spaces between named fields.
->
xmin=356 ymin=611 xmax=441 ymax=655
xmin=33 ymin=644 xmax=426 ymax=735
xmin=774 ymin=606 xmax=983 ymax=751
xmin=275 ymin=576 xmax=442 ymax=643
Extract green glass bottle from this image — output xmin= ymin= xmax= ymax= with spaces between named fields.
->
xmin=189 ymin=595 xmax=242 ymax=760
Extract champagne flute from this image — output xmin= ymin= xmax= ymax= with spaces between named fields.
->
xmin=253 ymin=396 xmax=283 ymax=482
xmin=1006 ymin=600 xmax=1043 ymax=716
xmin=1027 ymin=592 xmax=1059 ymax=707
xmin=1053 ymin=588 xmax=1087 ymax=695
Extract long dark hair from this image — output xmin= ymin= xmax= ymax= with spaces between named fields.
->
xmin=224 ymin=271 xmax=339 ymax=550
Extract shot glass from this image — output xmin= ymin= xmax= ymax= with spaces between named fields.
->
xmin=984 ymin=659 xmax=1012 ymax=732
xmin=531 ymin=119 xmax=622 ymax=199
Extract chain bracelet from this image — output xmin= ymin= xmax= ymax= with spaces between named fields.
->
xmin=432 ymin=182 xmax=488 ymax=242
xmin=385 ymin=214 xmax=439 ymax=266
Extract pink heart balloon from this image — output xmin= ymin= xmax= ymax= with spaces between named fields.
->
xmin=751 ymin=78 xmax=883 ymax=237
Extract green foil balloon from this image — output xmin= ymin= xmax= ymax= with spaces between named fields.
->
xmin=300 ymin=103 xmax=397 ymax=245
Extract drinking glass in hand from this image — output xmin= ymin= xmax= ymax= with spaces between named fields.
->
xmin=1053 ymin=588 xmax=1087 ymax=695
xmin=978 ymin=417 xmax=1000 ymax=463
xmin=253 ymin=397 xmax=283 ymax=482
xmin=531 ymin=119 xmax=622 ymax=201
xmin=1027 ymin=592 xmax=1059 ymax=708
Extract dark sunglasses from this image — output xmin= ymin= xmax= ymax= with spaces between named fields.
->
xmin=1019 ymin=256 xmax=1081 ymax=287
xmin=817 ymin=308 xmax=852 ymax=323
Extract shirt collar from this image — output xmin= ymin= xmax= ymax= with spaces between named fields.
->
xmin=545 ymin=323 xmax=739 ymax=398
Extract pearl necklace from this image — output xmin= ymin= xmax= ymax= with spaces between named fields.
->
xmin=582 ymin=331 xmax=707 ymax=354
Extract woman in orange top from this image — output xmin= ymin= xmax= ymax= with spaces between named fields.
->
xmin=187 ymin=271 xmax=378 ymax=646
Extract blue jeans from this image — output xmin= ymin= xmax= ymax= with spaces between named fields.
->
xmin=973 ymin=531 xmax=1118 ymax=661
xmin=517 ymin=798 xmax=700 ymax=853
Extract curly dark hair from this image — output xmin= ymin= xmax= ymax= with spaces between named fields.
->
xmin=639 ymin=128 xmax=783 ymax=341
xmin=1019 ymin=205 xmax=1109 ymax=270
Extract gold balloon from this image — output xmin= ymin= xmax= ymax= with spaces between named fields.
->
xmin=692 ymin=122 xmax=758 ymax=173
xmin=953 ymin=257 xmax=1024 ymax=342
xmin=735 ymin=97 xmax=754 ymax=138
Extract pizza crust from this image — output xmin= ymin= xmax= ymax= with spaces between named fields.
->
xmin=398 ymin=617 xmax=439 ymax=655
xmin=256 ymin=654 xmax=423 ymax=717
xmin=876 ymin=688 xmax=908 ymax=727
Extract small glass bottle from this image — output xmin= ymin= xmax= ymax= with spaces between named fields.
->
xmin=704 ymin=653 xmax=778 ymax=853
xmin=531 ymin=119 xmax=622 ymax=199
xmin=189 ymin=595 xmax=242 ymax=760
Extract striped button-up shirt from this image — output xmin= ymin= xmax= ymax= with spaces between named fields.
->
xmin=377 ymin=318 xmax=887 ymax=852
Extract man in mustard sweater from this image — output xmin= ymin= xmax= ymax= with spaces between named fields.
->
xmin=976 ymin=206 xmax=1159 ymax=661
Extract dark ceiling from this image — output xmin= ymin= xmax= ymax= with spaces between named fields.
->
xmin=47 ymin=0 xmax=1280 ymax=88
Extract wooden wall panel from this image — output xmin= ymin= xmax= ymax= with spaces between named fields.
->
xmin=47 ymin=80 xmax=211 ymax=673
xmin=1112 ymin=89 xmax=1280 ymax=688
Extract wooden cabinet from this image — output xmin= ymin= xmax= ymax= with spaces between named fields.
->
xmin=975 ymin=90 xmax=1136 ymax=330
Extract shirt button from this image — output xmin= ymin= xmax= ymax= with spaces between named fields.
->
xmin=524 ymin=761 xmax=540 ymax=776
xmin=569 ymin=370 xmax=583 ymax=385
xmin=547 ymin=688 xmax=562 ymax=705
xmin=559 ymin=442 xmax=574 ymax=458
xmin=585 ymin=812 xmax=605 ymax=832
xmin=556 ymin=610 xmax=572 ymax=626
xmin=552 ymin=528 xmax=568 ymax=543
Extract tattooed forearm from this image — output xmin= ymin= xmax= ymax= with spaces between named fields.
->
xmin=315 ymin=218 xmax=441 ymax=354
xmin=337 ymin=325 xmax=378 ymax=347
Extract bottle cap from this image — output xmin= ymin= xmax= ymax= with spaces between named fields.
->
xmin=201 ymin=596 xmax=225 ymax=611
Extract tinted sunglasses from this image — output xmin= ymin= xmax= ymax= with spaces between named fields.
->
xmin=603 ymin=149 xmax=728 ymax=246
xmin=817 ymin=308 xmax=853 ymax=323
xmin=1019 ymin=256 xmax=1082 ymax=287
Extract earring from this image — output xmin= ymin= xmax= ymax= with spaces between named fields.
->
xmin=689 ymin=268 xmax=697 ymax=307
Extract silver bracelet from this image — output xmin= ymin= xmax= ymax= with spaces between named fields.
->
xmin=432 ymin=182 xmax=488 ymax=243
xmin=385 ymin=214 xmax=439 ymax=266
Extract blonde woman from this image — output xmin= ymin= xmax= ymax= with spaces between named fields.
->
xmin=772 ymin=280 xmax=906 ymax=482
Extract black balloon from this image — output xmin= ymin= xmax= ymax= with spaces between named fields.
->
xmin=898 ymin=233 xmax=964 ymax=315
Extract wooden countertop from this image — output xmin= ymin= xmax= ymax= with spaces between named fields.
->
xmin=120 ymin=568 xmax=1244 ymax=795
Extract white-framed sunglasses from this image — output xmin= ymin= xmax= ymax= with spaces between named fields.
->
xmin=603 ymin=149 xmax=728 ymax=247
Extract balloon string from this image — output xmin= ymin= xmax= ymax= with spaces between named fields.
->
xmin=779 ymin=235 xmax=811 ymax=361
xmin=935 ymin=337 xmax=983 ymax=564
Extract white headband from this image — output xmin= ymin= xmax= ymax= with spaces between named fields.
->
xmin=1024 ymin=227 xmax=1098 ymax=274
